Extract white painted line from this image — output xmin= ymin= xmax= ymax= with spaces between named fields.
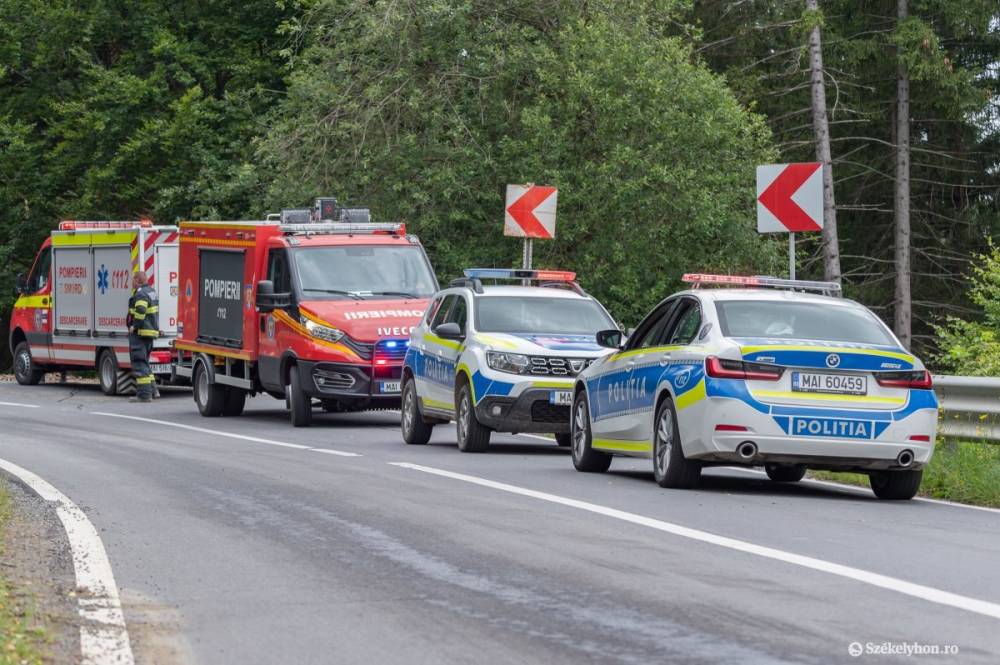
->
xmin=308 ymin=448 xmax=362 ymax=458
xmin=391 ymin=461 xmax=1000 ymax=621
xmin=517 ymin=433 xmax=556 ymax=442
xmin=0 ymin=457 xmax=134 ymax=664
xmin=93 ymin=412 xmax=361 ymax=457
xmin=0 ymin=401 xmax=41 ymax=408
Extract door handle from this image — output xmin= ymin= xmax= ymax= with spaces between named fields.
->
xmin=625 ymin=361 xmax=635 ymax=370
xmin=660 ymin=353 xmax=672 ymax=366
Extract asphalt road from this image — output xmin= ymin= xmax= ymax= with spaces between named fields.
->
xmin=1 ymin=381 xmax=998 ymax=664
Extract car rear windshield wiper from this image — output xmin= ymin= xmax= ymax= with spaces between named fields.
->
xmin=302 ymin=288 xmax=366 ymax=300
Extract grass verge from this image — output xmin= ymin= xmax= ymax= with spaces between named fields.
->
xmin=810 ymin=440 xmax=1000 ymax=508
xmin=0 ymin=483 xmax=46 ymax=665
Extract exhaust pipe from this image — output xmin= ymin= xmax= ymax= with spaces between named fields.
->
xmin=896 ymin=449 xmax=914 ymax=468
xmin=737 ymin=441 xmax=758 ymax=460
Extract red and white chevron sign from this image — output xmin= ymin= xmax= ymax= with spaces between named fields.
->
xmin=504 ymin=184 xmax=558 ymax=239
xmin=756 ymin=163 xmax=823 ymax=233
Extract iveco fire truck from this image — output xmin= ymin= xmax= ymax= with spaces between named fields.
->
xmin=9 ymin=221 xmax=180 ymax=394
xmin=173 ymin=198 xmax=438 ymax=426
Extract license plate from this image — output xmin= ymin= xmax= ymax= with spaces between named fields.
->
xmin=792 ymin=372 xmax=867 ymax=395
xmin=550 ymin=390 xmax=573 ymax=406
xmin=380 ymin=381 xmax=401 ymax=394
xmin=150 ymin=363 xmax=171 ymax=374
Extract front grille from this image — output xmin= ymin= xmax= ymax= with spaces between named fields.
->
xmin=375 ymin=339 xmax=409 ymax=361
xmin=341 ymin=336 xmax=374 ymax=360
xmin=527 ymin=356 xmax=592 ymax=377
xmin=531 ymin=401 xmax=571 ymax=424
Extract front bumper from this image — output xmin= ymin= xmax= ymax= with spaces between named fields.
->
xmin=299 ymin=359 xmax=403 ymax=406
xmin=475 ymin=388 xmax=573 ymax=434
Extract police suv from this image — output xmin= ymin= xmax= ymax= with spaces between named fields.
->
xmin=401 ymin=269 xmax=616 ymax=451
xmin=570 ymin=274 xmax=938 ymax=500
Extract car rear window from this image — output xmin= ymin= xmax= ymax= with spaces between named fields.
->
xmin=715 ymin=300 xmax=897 ymax=346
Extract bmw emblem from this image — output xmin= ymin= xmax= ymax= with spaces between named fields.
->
xmin=826 ymin=353 xmax=841 ymax=368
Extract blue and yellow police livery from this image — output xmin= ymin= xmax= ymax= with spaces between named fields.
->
xmin=571 ymin=274 xmax=938 ymax=500
xmin=400 ymin=269 xmax=616 ymax=452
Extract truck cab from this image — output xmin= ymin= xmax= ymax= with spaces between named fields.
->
xmin=175 ymin=207 xmax=438 ymax=426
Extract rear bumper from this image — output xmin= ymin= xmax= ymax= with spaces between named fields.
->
xmin=298 ymin=359 xmax=402 ymax=406
xmin=475 ymin=389 xmax=572 ymax=434
xmin=698 ymin=433 xmax=934 ymax=471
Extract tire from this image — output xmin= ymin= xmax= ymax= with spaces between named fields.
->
xmin=456 ymin=382 xmax=490 ymax=452
xmin=193 ymin=361 xmax=225 ymax=417
xmin=869 ymin=469 xmax=923 ymax=500
xmin=570 ymin=391 xmax=612 ymax=472
xmin=764 ymin=464 xmax=806 ymax=483
xmin=652 ymin=398 xmax=701 ymax=489
xmin=222 ymin=388 xmax=247 ymax=417
xmin=13 ymin=342 xmax=44 ymax=386
xmin=98 ymin=349 xmax=119 ymax=396
xmin=288 ymin=365 xmax=312 ymax=427
xmin=554 ymin=433 xmax=572 ymax=447
xmin=401 ymin=376 xmax=433 ymax=445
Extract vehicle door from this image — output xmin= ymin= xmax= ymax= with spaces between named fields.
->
xmin=408 ymin=294 xmax=445 ymax=402
xmin=14 ymin=245 xmax=54 ymax=362
xmin=419 ymin=294 xmax=462 ymax=411
xmin=625 ymin=297 xmax=703 ymax=442
xmin=258 ymin=248 xmax=293 ymax=391
xmin=590 ymin=299 xmax=677 ymax=442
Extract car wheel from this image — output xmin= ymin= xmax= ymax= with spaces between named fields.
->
xmin=869 ymin=469 xmax=923 ymax=500
xmin=193 ymin=361 xmax=225 ymax=417
xmin=222 ymin=388 xmax=247 ymax=416
xmin=652 ymin=398 xmax=701 ymax=489
xmin=570 ymin=391 xmax=611 ymax=472
xmin=764 ymin=464 xmax=806 ymax=483
xmin=401 ymin=376 xmax=433 ymax=445
xmin=554 ymin=433 xmax=572 ymax=447
xmin=98 ymin=349 xmax=119 ymax=396
xmin=13 ymin=342 xmax=44 ymax=386
xmin=288 ymin=365 xmax=313 ymax=427
xmin=456 ymin=382 xmax=490 ymax=452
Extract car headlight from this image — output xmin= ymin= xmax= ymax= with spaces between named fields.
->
xmin=302 ymin=316 xmax=345 ymax=343
xmin=486 ymin=351 xmax=531 ymax=374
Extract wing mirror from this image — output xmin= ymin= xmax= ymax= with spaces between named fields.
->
xmin=434 ymin=322 xmax=464 ymax=340
xmin=596 ymin=329 xmax=626 ymax=350
xmin=14 ymin=272 xmax=26 ymax=295
xmin=255 ymin=280 xmax=291 ymax=312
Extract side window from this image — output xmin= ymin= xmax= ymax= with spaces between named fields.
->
xmin=431 ymin=295 xmax=455 ymax=329
xmin=446 ymin=295 xmax=468 ymax=334
xmin=424 ymin=296 xmax=444 ymax=325
xmin=664 ymin=300 xmax=702 ymax=345
xmin=28 ymin=247 xmax=52 ymax=293
xmin=627 ymin=301 xmax=676 ymax=350
xmin=267 ymin=250 xmax=291 ymax=293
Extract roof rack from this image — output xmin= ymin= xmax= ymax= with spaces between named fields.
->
xmin=449 ymin=277 xmax=484 ymax=294
xmin=280 ymin=222 xmax=406 ymax=236
xmin=681 ymin=273 xmax=842 ymax=297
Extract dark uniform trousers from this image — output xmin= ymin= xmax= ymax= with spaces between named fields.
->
xmin=128 ymin=284 xmax=160 ymax=399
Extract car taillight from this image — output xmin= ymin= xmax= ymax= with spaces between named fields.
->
xmin=705 ymin=356 xmax=783 ymax=381
xmin=876 ymin=370 xmax=932 ymax=389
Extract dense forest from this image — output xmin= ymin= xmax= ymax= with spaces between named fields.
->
xmin=1 ymin=0 xmax=997 ymax=368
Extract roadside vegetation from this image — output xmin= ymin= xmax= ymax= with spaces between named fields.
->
xmin=811 ymin=440 xmax=1000 ymax=508
xmin=0 ymin=483 xmax=45 ymax=665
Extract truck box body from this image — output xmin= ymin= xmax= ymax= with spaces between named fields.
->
xmin=174 ymin=220 xmax=438 ymax=422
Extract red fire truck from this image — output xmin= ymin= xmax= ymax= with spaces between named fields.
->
xmin=9 ymin=221 xmax=180 ymax=394
xmin=173 ymin=202 xmax=438 ymax=426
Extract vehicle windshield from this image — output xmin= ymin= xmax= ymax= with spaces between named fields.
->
xmin=293 ymin=245 xmax=437 ymax=300
xmin=476 ymin=296 xmax=614 ymax=335
xmin=715 ymin=300 xmax=897 ymax=346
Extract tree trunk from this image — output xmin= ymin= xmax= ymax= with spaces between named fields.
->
xmin=805 ymin=0 xmax=841 ymax=284
xmin=894 ymin=0 xmax=912 ymax=348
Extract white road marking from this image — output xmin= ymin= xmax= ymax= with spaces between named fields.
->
xmin=92 ymin=412 xmax=361 ymax=457
xmin=0 ymin=401 xmax=40 ymax=408
xmin=309 ymin=448 xmax=362 ymax=458
xmin=517 ymin=433 xmax=556 ymax=442
xmin=0 ymin=457 xmax=134 ymax=664
xmin=391 ymin=461 xmax=1000 ymax=622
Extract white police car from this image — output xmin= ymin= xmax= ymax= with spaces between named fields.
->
xmin=400 ymin=269 xmax=616 ymax=451
xmin=570 ymin=274 xmax=938 ymax=500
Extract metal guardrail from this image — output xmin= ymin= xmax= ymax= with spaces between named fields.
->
xmin=934 ymin=375 xmax=1000 ymax=442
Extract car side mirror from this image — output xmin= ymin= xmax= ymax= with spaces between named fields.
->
xmin=596 ymin=329 xmax=625 ymax=350
xmin=255 ymin=280 xmax=291 ymax=312
xmin=434 ymin=322 xmax=464 ymax=340
xmin=14 ymin=272 xmax=26 ymax=295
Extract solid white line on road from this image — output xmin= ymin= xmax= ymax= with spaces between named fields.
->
xmin=92 ymin=412 xmax=361 ymax=457
xmin=0 ymin=457 xmax=135 ymax=665
xmin=391 ymin=461 xmax=1000 ymax=622
xmin=308 ymin=448 xmax=362 ymax=458
xmin=0 ymin=401 xmax=41 ymax=408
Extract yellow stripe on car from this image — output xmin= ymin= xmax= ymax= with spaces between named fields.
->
xmin=426 ymin=333 xmax=462 ymax=351
xmin=676 ymin=380 xmax=706 ymax=410
xmin=475 ymin=334 xmax=519 ymax=349
xmin=13 ymin=295 xmax=51 ymax=309
xmin=592 ymin=438 xmax=652 ymax=453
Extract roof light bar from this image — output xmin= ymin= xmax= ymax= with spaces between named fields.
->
xmin=463 ymin=268 xmax=577 ymax=282
xmin=280 ymin=222 xmax=406 ymax=236
xmin=59 ymin=220 xmax=153 ymax=230
xmin=682 ymin=273 xmax=842 ymax=295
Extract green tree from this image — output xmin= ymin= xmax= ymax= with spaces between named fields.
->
xmin=936 ymin=243 xmax=1000 ymax=376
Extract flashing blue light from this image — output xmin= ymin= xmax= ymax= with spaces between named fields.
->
xmin=385 ymin=341 xmax=397 ymax=348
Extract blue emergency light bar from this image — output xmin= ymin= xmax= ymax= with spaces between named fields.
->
xmin=463 ymin=268 xmax=577 ymax=281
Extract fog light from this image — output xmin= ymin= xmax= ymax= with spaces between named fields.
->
xmin=491 ymin=406 xmax=502 ymax=416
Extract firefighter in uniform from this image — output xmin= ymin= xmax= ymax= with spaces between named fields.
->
xmin=127 ymin=271 xmax=160 ymax=403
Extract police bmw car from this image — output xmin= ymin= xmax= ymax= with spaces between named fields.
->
xmin=570 ymin=274 xmax=938 ymax=500
xmin=400 ymin=269 xmax=616 ymax=451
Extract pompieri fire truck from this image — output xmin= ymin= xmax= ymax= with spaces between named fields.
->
xmin=9 ymin=221 xmax=180 ymax=394
xmin=173 ymin=200 xmax=438 ymax=426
